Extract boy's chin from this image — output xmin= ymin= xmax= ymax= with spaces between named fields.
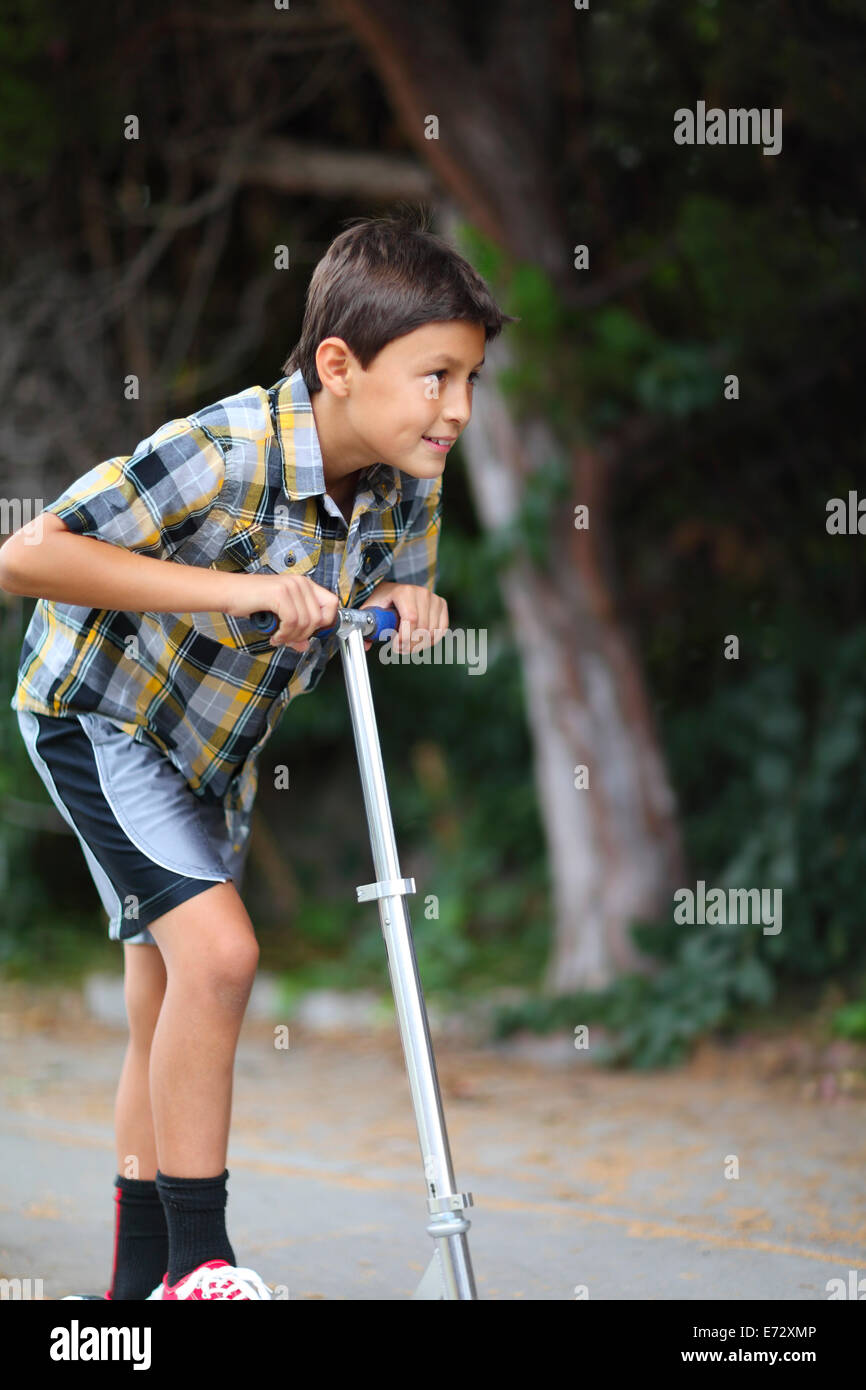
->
xmin=397 ymin=452 xmax=447 ymax=477
xmin=395 ymin=465 xmax=444 ymax=483
xmin=375 ymin=442 xmax=446 ymax=478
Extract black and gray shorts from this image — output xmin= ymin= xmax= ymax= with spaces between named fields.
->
xmin=16 ymin=709 xmax=251 ymax=945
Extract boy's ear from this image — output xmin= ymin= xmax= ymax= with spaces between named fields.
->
xmin=315 ymin=338 xmax=354 ymax=395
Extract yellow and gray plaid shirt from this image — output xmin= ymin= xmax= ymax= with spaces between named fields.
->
xmin=11 ymin=369 xmax=442 ymax=849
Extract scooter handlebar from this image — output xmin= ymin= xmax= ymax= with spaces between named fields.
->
xmin=249 ymin=607 xmax=398 ymax=641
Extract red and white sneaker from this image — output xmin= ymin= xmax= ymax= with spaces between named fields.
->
xmin=148 ymin=1259 xmax=272 ymax=1300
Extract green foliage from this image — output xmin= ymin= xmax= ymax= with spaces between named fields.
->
xmin=443 ymin=1 xmax=866 ymax=1066
xmin=493 ymin=928 xmax=775 ymax=1071
xmin=0 ymin=2 xmax=60 ymax=176
xmin=668 ymin=620 xmax=866 ymax=982
xmin=492 ymin=615 xmax=866 ymax=1067
xmin=0 ymin=598 xmax=116 ymax=980
xmin=832 ymin=1002 xmax=866 ymax=1041
xmin=0 ymin=601 xmax=50 ymax=927
xmin=480 ymin=448 xmax=571 ymax=573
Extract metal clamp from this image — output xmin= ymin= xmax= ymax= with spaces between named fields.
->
xmin=427 ymin=1192 xmax=474 ymax=1215
xmin=356 ymin=876 xmax=416 ymax=903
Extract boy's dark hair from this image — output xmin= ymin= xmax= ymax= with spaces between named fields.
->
xmin=281 ymin=205 xmax=517 ymax=392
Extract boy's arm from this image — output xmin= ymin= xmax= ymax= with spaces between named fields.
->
xmin=0 ymin=511 xmax=335 ymax=647
xmin=0 ymin=422 xmax=338 ymax=644
xmin=0 ymin=511 xmax=242 ymax=613
xmin=0 ymin=420 xmax=230 ymax=609
xmin=0 ymin=417 xmax=229 ymax=603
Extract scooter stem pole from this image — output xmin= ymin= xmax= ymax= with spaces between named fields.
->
xmin=337 ymin=616 xmax=477 ymax=1300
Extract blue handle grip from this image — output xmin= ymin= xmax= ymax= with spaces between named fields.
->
xmin=249 ymin=607 xmax=398 ymax=641
xmin=359 ymin=608 xmax=400 ymax=641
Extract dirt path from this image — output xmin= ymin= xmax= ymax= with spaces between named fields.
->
xmin=1 ymin=980 xmax=865 ymax=1300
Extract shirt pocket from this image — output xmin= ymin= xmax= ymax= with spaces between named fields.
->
xmin=256 ymin=528 xmax=322 ymax=579
xmin=210 ymin=526 xmax=270 ymax=573
xmin=186 ymin=525 xmax=322 ymax=655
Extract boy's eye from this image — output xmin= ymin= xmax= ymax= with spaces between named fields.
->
xmin=428 ymin=369 xmax=481 ymax=384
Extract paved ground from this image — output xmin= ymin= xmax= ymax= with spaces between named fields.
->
xmin=1 ymin=979 xmax=865 ymax=1301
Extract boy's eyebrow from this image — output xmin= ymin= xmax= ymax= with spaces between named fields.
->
xmin=426 ymin=353 xmax=486 ymax=370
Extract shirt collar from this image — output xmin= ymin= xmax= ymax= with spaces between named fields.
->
xmin=271 ymin=370 xmax=402 ymax=509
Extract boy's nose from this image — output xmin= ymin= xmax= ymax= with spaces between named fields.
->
xmin=442 ymin=398 xmax=471 ymax=431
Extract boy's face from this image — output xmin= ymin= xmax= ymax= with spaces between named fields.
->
xmin=318 ymin=320 xmax=487 ymax=480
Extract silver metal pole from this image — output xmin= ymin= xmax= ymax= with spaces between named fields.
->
xmin=335 ymin=611 xmax=477 ymax=1300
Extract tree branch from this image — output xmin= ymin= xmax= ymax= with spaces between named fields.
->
xmin=196 ymin=136 xmax=435 ymax=203
xmin=331 ymin=0 xmax=569 ymax=278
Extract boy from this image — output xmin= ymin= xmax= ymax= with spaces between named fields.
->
xmin=0 ymin=210 xmax=511 ymax=1300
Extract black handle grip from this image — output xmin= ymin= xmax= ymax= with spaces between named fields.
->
xmin=249 ymin=611 xmax=340 ymax=639
xmin=250 ymin=612 xmax=280 ymax=634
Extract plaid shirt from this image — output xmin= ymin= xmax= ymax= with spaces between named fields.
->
xmin=11 ymin=369 xmax=443 ymax=849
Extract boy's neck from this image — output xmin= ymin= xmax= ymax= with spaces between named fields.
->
xmin=310 ymin=384 xmax=372 ymax=502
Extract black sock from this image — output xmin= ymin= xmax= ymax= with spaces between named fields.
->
xmin=108 ymin=1175 xmax=169 ymax=1300
xmin=155 ymin=1168 xmax=236 ymax=1286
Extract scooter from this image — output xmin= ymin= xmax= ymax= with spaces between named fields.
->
xmin=251 ymin=605 xmax=478 ymax=1300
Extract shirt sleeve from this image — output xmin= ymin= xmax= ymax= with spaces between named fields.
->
xmin=386 ymin=477 xmax=443 ymax=592
xmin=40 ymin=417 xmax=226 ymax=560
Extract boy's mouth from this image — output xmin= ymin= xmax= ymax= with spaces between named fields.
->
xmin=421 ymin=435 xmax=456 ymax=453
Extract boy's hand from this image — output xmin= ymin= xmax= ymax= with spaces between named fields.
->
xmin=358 ymin=582 xmax=449 ymax=655
xmin=226 ymin=573 xmax=339 ymax=652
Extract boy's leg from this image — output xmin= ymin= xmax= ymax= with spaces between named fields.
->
xmin=146 ymin=879 xmax=259 ymax=1177
xmin=115 ymin=941 xmax=166 ymax=1181
xmin=110 ymin=879 xmax=259 ymax=1296
xmin=15 ymin=708 xmax=262 ymax=1293
xmin=108 ymin=941 xmax=169 ymax=1299
xmin=144 ymin=878 xmax=259 ymax=1289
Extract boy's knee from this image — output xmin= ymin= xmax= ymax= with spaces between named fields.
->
xmin=198 ymin=935 xmax=260 ymax=1000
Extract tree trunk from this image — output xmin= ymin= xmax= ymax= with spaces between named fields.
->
xmin=439 ymin=204 xmax=684 ymax=991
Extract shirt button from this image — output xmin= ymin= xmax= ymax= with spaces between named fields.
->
xmin=286 ymin=553 xmax=295 ymax=566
